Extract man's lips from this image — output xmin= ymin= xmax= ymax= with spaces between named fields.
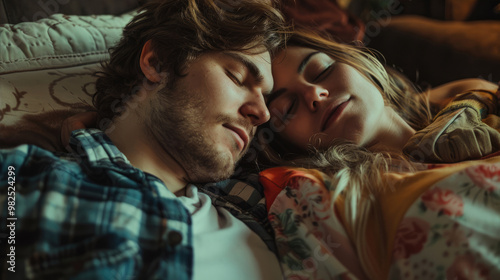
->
xmin=223 ymin=124 xmax=249 ymax=151
xmin=321 ymin=98 xmax=350 ymax=132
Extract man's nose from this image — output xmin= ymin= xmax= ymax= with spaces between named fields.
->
xmin=240 ymin=93 xmax=270 ymax=126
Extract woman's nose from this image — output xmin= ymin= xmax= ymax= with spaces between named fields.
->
xmin=302 ymin=84 xmax=329 ymax=111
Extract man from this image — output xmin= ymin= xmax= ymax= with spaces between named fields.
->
xmin=0 ymin=0 xmax=287 ymax=279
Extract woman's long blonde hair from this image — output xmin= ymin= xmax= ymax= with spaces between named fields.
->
xmin=248 ymin=28 xmax=434 ymax=277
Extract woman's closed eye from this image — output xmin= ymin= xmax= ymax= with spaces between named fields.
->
xmin=313 ymin=64 xmax=334 ymax=83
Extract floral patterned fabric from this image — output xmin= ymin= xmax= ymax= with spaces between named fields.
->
xmin=260 ymin=158 xmax=500 ymax=280
xmin=260 ymin=167 xmax=366 ymax=280
xmin=389 ymin=163 xmax=500 ymax=280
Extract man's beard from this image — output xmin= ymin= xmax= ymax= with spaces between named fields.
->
xmin=144 ymin=87 xmax=245 ymax=184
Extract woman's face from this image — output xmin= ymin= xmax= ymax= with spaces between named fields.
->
xmin=267 ymin=46 xmax=388 ymax=150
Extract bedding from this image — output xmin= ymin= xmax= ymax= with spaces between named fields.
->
xmin=260 ymin=157 xmax=500 ymax=279
xmin=0 ymin=12 xmax=134 ymax=151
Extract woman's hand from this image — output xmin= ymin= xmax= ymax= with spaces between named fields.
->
xmin=404 ymin=87 xmax=500 ymax=163
xmin=404 ymin=107 xmax=500 ymax=163
xmin=61 ymin=111 xmax=98 ymax=150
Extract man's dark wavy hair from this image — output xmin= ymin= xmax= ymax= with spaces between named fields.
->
xmin=93 ymin=0 xmax=287 ymax=126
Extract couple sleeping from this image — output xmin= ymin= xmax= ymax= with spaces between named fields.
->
xmin=10 ymin=26 xmax=500 ymax=279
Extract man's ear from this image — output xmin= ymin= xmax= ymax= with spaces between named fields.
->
xmin=140 ymin=40 xmax=162 ymax=83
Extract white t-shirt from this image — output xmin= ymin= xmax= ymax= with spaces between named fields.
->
xmin=178 ymin=185 xmax=283 ymax=280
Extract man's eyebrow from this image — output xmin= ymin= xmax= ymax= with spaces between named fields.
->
xmin=298 ymin=51 xmax=320 ymax=74
xmin=222 ymin=52 xmax=264 ymax=84
xmin=266 ymin=51 xmax=320 ymax=105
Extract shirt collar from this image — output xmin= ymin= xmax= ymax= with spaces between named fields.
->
xmin=68 ymin=128 xmax=134 ymax=171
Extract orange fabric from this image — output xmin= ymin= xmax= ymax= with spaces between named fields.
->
xmin=260 ymin=167 xmax=326 ymax=212
xmin=260 ymin=168 xmax=288 ymax=212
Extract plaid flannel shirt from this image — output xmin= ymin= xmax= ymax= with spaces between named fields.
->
xmin=0 ymin=129 xmax=275 ymax=280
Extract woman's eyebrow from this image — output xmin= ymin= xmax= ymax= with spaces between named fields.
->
xmin=266 ymin=51 xmax=321 ymax=105
xmin=298 ymin=51 xmax=320 ymax=74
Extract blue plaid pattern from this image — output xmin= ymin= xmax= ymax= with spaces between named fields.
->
xmin=0 ymin=129 xmax=275 ymax=279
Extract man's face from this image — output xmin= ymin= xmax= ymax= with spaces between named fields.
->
xmin=146 ymin=50 xmax=273 ymax=183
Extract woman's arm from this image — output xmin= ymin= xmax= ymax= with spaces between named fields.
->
xmin=427 ymin=78 xmax=498 ymax=111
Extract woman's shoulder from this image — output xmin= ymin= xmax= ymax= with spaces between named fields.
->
xmin=427 ymin=78 xmax=498 ymax=111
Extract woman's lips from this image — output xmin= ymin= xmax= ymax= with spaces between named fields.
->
xmin=321 ymin=98 xmax=350 ymax=132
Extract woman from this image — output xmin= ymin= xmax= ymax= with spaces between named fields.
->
xmin=255 ymin=29 xmax=500 ymax=280
xmin=259 ymin=28 xmax=499 ymax=165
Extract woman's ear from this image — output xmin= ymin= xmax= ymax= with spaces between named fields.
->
xmin=140 ymin=40 xmax=162 ymax=83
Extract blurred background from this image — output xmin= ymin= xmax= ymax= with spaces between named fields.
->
xmin=282 ymin=0 xmax=500 ymax=88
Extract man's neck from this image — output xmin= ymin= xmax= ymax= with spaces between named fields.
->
xmin=105 ymin=111 xmax=188 ymax=196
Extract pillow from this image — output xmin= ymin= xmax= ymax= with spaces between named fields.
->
xmin=0 ymin=12 xmax=134 ymax=151
xmin=0 ymin=12 xmax=134 ymax=74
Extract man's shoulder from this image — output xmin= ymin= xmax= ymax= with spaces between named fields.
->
xmin=0 ymin=144 xmax=87 ymax=195
xmin=0 ymin=128 xmax=126 ymax=185
xmin=0 ymin=145 xmax=186 ymax=280
xmin=0 ymin=128 xmax=109 ymax=167
xmin=0 ymin=144 xmax=69 ymax=169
